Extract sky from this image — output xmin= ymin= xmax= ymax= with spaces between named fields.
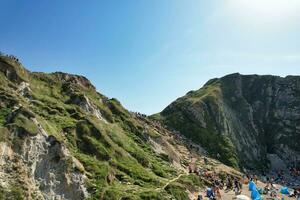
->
xmin=1 ymin=0 xmax=300 ymax=114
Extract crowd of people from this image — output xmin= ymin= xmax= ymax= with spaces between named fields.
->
xmin=187 ymin=159 xmax=245 ymax=200
xmin=190 ymin=160 xmax=300 ymax=200
xmin=262 ymin=168 xmax=300 ymax=199
xmin=194 ymin=172 xmax=244 ymax=200
xmin=199 ymin=173 xmax=300 ymax=199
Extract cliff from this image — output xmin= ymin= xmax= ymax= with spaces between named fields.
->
xmin=155 ymin=73 xmax=300 ymax=169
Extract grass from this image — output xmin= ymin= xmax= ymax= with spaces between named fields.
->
xmin=71 ymin=118 xmax=179 ymax=198
xmin=0 ymin=185 xmax=24 ymax=200
xmin=0 ymin=107 xmax=11 ymax=127
xmin=0 ymin=128 xmax=9 ymax=142
xmin=0 ymin=60 xmax=212 ymax=200
xmin=177 ymin=174 xmax=204 ymax=188
xmin=161 ymin=108 xmax=239 ymax=168
xmin=165 ymin=182 xmax=189 ymax=200
xmin=156 ymin=80 xmax=240 ymax=168
xmin=11 ymin=113 xmax=38 ymax=135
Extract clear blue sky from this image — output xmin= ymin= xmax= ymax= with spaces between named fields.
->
xmin=1 ymin=0 xmax=300 ymax=114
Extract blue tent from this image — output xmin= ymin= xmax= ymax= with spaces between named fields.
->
xmin=280 ymin=187 xmax=289 ymax=195
xmin=249 ymin=181 xmax=257 ymax=191
xmin=251 ymin=189 xmax=261 ymax=200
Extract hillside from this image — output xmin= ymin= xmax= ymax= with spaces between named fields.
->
xmin=0 ymin=55 xmax=242 ymax=200
xmin=154 ymin=73 xmax=300 ymax=169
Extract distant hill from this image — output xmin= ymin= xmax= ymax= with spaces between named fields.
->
xmin=154 ymin=73 xmax=300 ymax=169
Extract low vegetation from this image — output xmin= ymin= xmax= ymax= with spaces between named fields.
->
xmin=0 ymin=55 xmax=199 ymax=199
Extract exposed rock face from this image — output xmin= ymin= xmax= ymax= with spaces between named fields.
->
xmin=52 ymin=72 xmax=95 ymax=90
xmin=69 ymin=93 xmax=107 ymax=122
xmin=0 ymin=56 xmax=28 ymax=83
xmin=0 ymin=117 xmax=88 ymax=200
xmin=156 ymin=73 xmax=300 ymax=169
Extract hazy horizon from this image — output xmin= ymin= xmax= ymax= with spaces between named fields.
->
xmin=1 ymin=0 xmax=300 ymax=114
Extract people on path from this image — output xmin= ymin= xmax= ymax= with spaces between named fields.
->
xmin=214 ymin=186 xmax=222 ymax=200
xmin=206 ymin=187 xmax=215 ymax=200
xmin=197 ymin=194 xmax=203 ymax=200
xmin=226 ymin=176 xmax=233 ymax=192
xmin=234 ymin=178 xmax=241 ymax=195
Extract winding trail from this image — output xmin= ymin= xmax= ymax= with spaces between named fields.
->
xmin=156 ymin=173 xmax=187 ymax=191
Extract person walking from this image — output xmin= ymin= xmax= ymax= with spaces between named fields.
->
xmin=197 ymin=194 xmax=203 ymax=200
xmin=215 ymin=186 xmax=222 ymax=200
xmin=234 ymin=178 xmax=241 ymax=195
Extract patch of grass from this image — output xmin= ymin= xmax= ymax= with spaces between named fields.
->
xmin=152 ymin=163 xmax=168 ymax=178
xmin=176 ymin=174 xmax=204 ymax=192
xmin=80 ymin=135 xmax=110 ymax=160
xmin=11 ymin=113 xmax=38 ymax=135
xmin=0 ymin=107 xmax=11 ymax=126
xmin=139 ymin=190 xmax=167 ymax=200
xmin=0 ymin=185 xmax=24 ymax=200
xmin=0 ymin=128 xmax=9 ymax=142
xmin=165 ymin=182 xmax=189 ymax=200
xmin=158 ymin=93 xmax=239 ymax=168
xmin=115 ymin=156 xmax=158 ymax=185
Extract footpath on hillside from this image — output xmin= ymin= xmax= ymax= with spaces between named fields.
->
xmin=155 ymin=173 xmax=188 ymax=192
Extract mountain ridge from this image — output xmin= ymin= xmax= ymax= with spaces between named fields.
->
xmin=154 ymin=72 xmax=300 ymax=169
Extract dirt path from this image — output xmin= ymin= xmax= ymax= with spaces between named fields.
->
xmin=156 ymin=173 xmax=187 ymax=191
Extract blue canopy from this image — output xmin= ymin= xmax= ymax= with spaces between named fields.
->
xmin=251 ymin=189 xmax=261 ymax=200
xmin=249 ymin=181 xmax=257 ymax=191
xmin=280 ymin=187 xmax=289 ymax=195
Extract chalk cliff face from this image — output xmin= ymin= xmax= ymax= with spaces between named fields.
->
xmin=155 ymin=73 xmax=300 ymax=169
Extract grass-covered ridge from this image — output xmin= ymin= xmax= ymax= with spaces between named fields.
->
xmin=154 ymin=79 xmax=240 ymax=168
xmin=0 ymin=55 xmax=208 ymax=199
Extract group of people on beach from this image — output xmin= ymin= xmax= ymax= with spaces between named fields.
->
xmin=188 ymin=162 xmax=244 ymax=200
xmin=190 ymin=159 xmax=300 ymax=200
xmin=261 ymin=169 xmax=300 ymax=199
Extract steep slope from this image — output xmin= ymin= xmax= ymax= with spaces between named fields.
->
xmin=0 ymin=54 xmax=240 ymax=200
xmin=154 ymin=73 xmax=300 ymax=169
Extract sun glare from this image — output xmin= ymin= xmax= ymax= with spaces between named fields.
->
xmin=227 ymin=0 xmax=300 ymax=27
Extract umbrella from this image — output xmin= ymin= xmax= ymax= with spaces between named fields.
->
xmin=236 ymin=194 xmax=251 ymax=200
xmin=251 ymin=189 xmax=262 ymax=200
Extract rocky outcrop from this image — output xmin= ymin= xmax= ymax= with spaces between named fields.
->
xmin=157 ymin=74 xmax=300 ymax=169
xmin=68 ymin=93 xmax=107 ymax=123
xmin=0 ymin=55 xmax=28 ymax=83
xmin=0 ymin=117 xmax=88 ymax=200
xmin=52 ymin=72 xmax=95 ymax=90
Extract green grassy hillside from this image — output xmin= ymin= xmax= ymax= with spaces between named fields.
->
xmin=0 ymin=55 xmax=206 ymax=200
